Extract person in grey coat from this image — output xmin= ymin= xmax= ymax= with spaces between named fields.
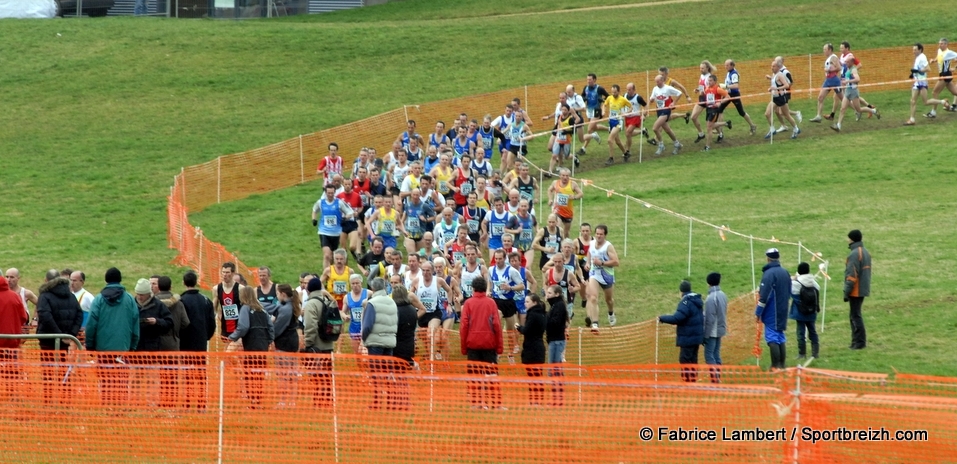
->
xmin=702 ymin=272 xmax=727 ymax=383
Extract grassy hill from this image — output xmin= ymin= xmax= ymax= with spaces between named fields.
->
xmin=1 ymin=0 xmax=955 ymax=374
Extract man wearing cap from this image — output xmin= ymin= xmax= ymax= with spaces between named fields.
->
xmin=755 ymin=248 xmax=791 ymax=370
xmin=133 ymin=278 xmax=174 ymax=352
xmin=703 ymin=272 xmax=727 ymax=383
xmin=659 ymin=280 xmax=704 ymax=382
xmin=844 ymin=230 xmax=871 ymax=350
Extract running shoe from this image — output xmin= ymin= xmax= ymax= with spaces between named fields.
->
xmin=591 ymin=322 xmax=599 ymax=333
xmin=694 ymin=133 xmax=706 ymax=143
xmin=775 ymin=126 xmax=788 ymax=134
xmin=716 ymin=134 xmax=723 ymax=143
xmin=672 ymin=141 xmax=682 ymax=155
xmin=608 ymin=313 xmax=617 ymax=327
xmin=749 ymin=124 xmax=756 ymax=135
xmin=592 ymin=132 xmax=601 ymax=144
xmin=574 ymin=155 xmax=580 ymax=167
xmin=654 ymin=144 xmax=665 ymax=156
xmin=623 ymin=150 xmax=631 ymax=161
xmin=576 ymin=147 xmax=586 ymax=156
xmin=874 ymin=109 xmax=881 ymax=120
xmin=764 ymin=129 xmax=774 ymax=139
xmin=824 ymin=113 xmax=834 ymax=120
xmin=604 ymin=157 xmax=614 ymax=166
xmin=703 ymin=145 xmax=711 ymax=151
xmin=790 ymin=127 xmax=801 ymax=139
xmin=726 ymin=119 xmax=733 ymax=130
xmin=903 ymin=119 xmax=916 ymax=126
xmin=830 ymin=124 xmax=841 ymax=132
xmin=683 ymin=112 xmax=690 ymax=124
xmin=795 ymin=111 xmax=803 ymax=123
xmin=855 ymin=112 xmax=862 ymax=121
xmin=924 ymin=112 xmax=936 ymax=118
xmin=809 ymin=116 xmax=822 ymax=123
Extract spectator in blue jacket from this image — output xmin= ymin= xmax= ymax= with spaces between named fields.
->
xmin=755 ymin=248 xmax=791 ymax=370
xmin=659 ymin=280 xmax=704 ymax=382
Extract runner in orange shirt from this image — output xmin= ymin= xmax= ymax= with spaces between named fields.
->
xmin=702 ymin=74 xmax=732 ymax=151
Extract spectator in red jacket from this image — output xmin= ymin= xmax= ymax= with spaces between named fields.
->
xmin=459 ymin=276 xmax=504 ymax=409
xmin=0 ymin=276 xmax=29 ymax=404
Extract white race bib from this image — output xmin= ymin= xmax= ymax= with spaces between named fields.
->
xmin=333 ymin=281 xmax=347 ymax=295
xmin=223 ymin=304 xmax=239 ymax=320
xmin=491 ymin=223 xmax=504 ymax=236
xmin=556 ymin=194 xmax=569 ymax=206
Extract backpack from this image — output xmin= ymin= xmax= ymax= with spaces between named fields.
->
xmin=797 ymin=283 xmax=820 ymax=315
xmin=311 ymin=296 xmax=343 ymax=342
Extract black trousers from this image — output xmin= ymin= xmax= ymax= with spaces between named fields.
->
xmin=849 ymin=297 xmax=866 ymax=348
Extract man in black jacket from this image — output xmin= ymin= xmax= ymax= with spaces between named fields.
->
xmin=544 ymin=285 xmax=569 ymax=406
xmin=178 ymin=271 xmax=216 ymax=410
xmin=36 ymin=275 xmax=83 ymax=403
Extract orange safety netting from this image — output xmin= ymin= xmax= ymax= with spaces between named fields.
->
xmin=0 ymin=350 xmax=953 ymax=463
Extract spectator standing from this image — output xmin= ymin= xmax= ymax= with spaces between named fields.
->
xmin=178 ymin=271 xmax=216 ymax=410
xmin=36 ymin=274 xmax=83 ymax=404
xmin=703 ymin=272 xmax=727 ymax=383
xmin=844 ymin=229 xmax=871 ymax=350
xmin=0 ymin=275 xmax=29 ymax=404
xmin=459 ymin=277 xmax=504 ymax=410
xmin=69 ymin=271 xmax=95 ymax=328
xmin=659 ymin=280 xmax=704 ymax=382
xmin=516 ymin=293 xmax=546 ymax=406
xmin=85 ymin=268 xmax=139 ymax=410
xmin=361 ymin=278 xmax=398 ymax=409
xmin=755 ymin=248 xmax=791 ymax=370
xmin=228 ymin=286 xmax=274 ymax=409
xmin=544 ymin=285 xmax=568 ymax=406
xmin=790 ymin=263 xmax=821 ymax=359
xmin=302 ymin=278 xmax=337 ymax=407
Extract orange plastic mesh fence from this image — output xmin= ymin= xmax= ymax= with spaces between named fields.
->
xmin=168 ymin=46 xmax=914 ymax=291
xmin=0 ymin=351 xmax=954 ymax=463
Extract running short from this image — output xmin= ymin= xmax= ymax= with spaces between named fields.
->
xmin=515 ymin=299 xmax=527 ymax=315
xmin=697 ymin=95 xmax=706 ymax=108
xmin=497 ymin=143 xmax=509 ymax=157
xmin=341 ymin=220 xmax=358 ymax=234
xmin=772 ymin=95 xmax=788 ymax=107
xmin=495 ymin=299 xmax=518 ymax=318
xmin=823 ymin=76 xmax=842 ymax=89
xmin=320 ymin=234 xmax=340 ymax=250
xmin=608 ymin=118 xmax=620 ymax=129
xmin=586 ymin=108 xmax=603 ymax=119
xmin=590 ymin=269 xmax=615 ymax=289
xmin=558 ymin=214 xmax=572 ymax=224
xmin=509 ymin=144 xmax=528 ymax=156
xmin=706 ymin=108 xmax=721 ymax=122
xmin=625 ymin=115 xmax=641 ymax=127
xmin=942 ymin=71 xmax=953 ymax=83
xmin=913 ymin=81 xmax=929 ymax=90
xmin=378 ymin=235 xmax=397 ymax=249
xmin=417 ymin=310 xmax=440 ymax=328
xmin=388 ymin=186 xmax=400 ymax=196
xmin=844 ymin=87 xmax=860 ymax=100
xmin=552 ymin=143 xmax=570 ymax=158
xmin=656 ymin=109 xmax=672 ymax=118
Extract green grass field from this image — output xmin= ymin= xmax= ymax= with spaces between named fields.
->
xmin=1 ymin=0 xmax=956 ymax=375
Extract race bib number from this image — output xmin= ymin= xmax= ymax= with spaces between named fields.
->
xmin=706 ymin=94 xmax=715 ymax=104
xmin=467 ymin=219 xmax=479 ymax=233
xmin=493 ymin=280 xmax=506 ymax=297
xmin=546 ymin=241 xmax=559 ymax=254
xmin=223 ymin=304 xmax=239 ymax=320
xmin=333 ymin=281 xmax=347 ymax=295
xmin=453 ymin=251 xmax=464 ymax=264
xmin=351 ymin=308 xmax=362 ymax=322
xmin=407 ymin=217 xmax=420 ymax=231
xmin=555 ymin=194 xmax=569 ymax=206
xmin=482 ymin=136 xmax=493 ymax=150
xmin=557 ymin=133 xmax=568 ymax=143
xmin=491 ymin=223 xmax=504 ymax=236
xmin=462 ymin=280 xmax=473 ymax=297
xmin=443 ymin=231 xmax=455 ymax=243
xmin=520 ymin=190 xmax=533 ymax=201
xmin=421 ymin=297 xmax=436 ymax=313
xmin=520 ymin=230 xmax=533 ymax=242
xmin=656 ymin=99 xmax=665 ymax=109
xmin=324 ymin=216 xmax=337 ymax=227
xmin=461 ymin=182 xmax=473 ymax=195
xmin=610 ymin=109 xmax=619 ymax=117
xmin=438 ymin=181 xmax=449 ymax=194
xmin=381 ymin=220 xmax=395 ymax=234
